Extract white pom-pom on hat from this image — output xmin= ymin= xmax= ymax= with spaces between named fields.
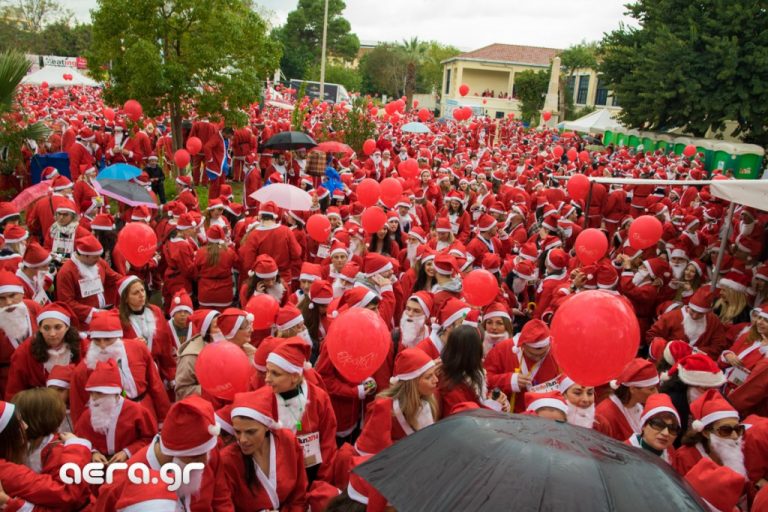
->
xmin=512 ymin=345 xmax=521 ymax=354
xmin=692 ymin=420 xmax=705 ymax=432
xmin=208 ymin=424 xmax=221 ymax=436
xmin=174 ymin=297 xmax=181 ymax=304
xmin=609 ymin=380 xmax=620 ymax=390
xmin=389 ymin=376 xmax=399 ymax=386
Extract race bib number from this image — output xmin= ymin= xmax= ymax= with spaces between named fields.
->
xmin=727 ymin=367 xmax=750 ymax=387
xmin=78 ymin=277 xmax=104 ymax=298
xmin=317 ymin=244 xmax=330 ymax=259
xmin=297 ymin=431 xmax=322 ymax=467
xmin=52 ymin=237 xmax=74 ymax=255
xmin=529 ymin=378 xmax=560 ymax=394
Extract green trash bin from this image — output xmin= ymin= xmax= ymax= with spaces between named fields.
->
xmin=603 ymin=130 xmax=614 ymax=146
xmin=656 ymin=140 xmax=669 ymax=152
xmin=615 ymin=132 xmax=627 ymax=147
xmin=712 ymin=150 xmax=734 ymax=172
xmin=736 ymin=153 xmax=762 ymax=179
xmin=628 ymin=134 xmax=640 ymax=148
xmin=641 ymin=137 xmax=656 ymax=152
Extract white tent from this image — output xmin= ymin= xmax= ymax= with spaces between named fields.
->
xmin=559 ymin=108 xmax=623 ymax=134
xmin=21 ymin=66 xmax=99 ymax=87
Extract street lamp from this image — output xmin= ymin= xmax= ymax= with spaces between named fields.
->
xmin=319 ymin=0 xmax=329 ymax=101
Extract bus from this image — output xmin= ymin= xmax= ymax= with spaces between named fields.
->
xmin=289 ymin=79 xmax=351 ymax=105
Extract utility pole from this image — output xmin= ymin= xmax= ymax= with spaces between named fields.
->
xmin=319 ymin=0 xmax=329 ymax=102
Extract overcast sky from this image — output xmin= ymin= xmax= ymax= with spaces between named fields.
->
xmin=68 ymin=0 xmax=636 ymax=50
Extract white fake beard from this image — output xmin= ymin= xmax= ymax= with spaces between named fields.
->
xmin=266 ymin=282 xmax=284 ymax=302
xmin=483 ymin=331 xmax=509 ymax=347
xmin=173 ymin=456 xmax=206 ymax=500
xmin=682 ymin=309 xmax=707 ymax=343
xmin=567 ymin=402 xmax=596 ymax=428
xmin=89 ymin=395 xmax=120 ymax=435
xmin=85 ymin=339 xmax=126 ymax=370
xmin=0 ymin=302 xmax=30 ymax=344
xmin=740 ymin=221 xmax=754 ymax=236
xmin=399 ymin=314 xmax=426 ymax=348
xmin=709 ymin=434 xmax=747 ymax=477
xmin=332 ymin=279 xmax=346 ymax=298
xmin=671 ymin=263 xmax=686 ymax=280
xmin=44 ymin=344 xmax=72 ymax=373
xmin=406 ymin=243 xmax=418 ymax=267
xmin=632 ymin=269 xmax=650 ymax=287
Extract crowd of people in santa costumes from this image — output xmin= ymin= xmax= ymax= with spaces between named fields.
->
xmin=1 ymin=82 xmax=768 ymax=510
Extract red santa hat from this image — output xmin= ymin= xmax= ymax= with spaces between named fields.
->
xmin=483 ymin=302 xmax=511 ymax=323
xmin=689 ymin=388 xmax=739 ymax=432
xmin=0 ymin=401 xmax=16 ymax=434
xmin=513 ymin=260 xmax=537 ymax=281
xmin=250 ymin=254 xmax=278 ymax=279
xmin=329 ymin=241 xmax=348 ymax=257
xmin=115 ymin=470 xmax=178 ymax=512
xmin=688 ymin=258 xmax=708 ymax=280
xmin=308 ymin=280 xmax=333 ymax=308
xmin=299 ymin=262 xmax=323 ymax=282
xmin=217 ymin=308 xmax=253 ymax=339
xmin=0 ymin=270 xmax=23 ymax=296
xmin=54 ymin=197 xmax=77 ymax=215
xmin=117 ymin=275 xmax=142 ymax=298
xmin=408 ymin=291 xmax=433 ymax=317
xmin=52 ymin=176 xmax=73 ymax=191
xmin=2 ymin=225 xmax=27 ymax=245
xmin=477 ymin=214 xmax=497 ymax=232
xmin=254 ymin=336 xmax=284 ymax=373
xmin=160 ymin=395 xmax=220 ymax=456
xmin=90 ymin=213 xmax=115 ymax=231
xmin=437 ymin=298 xmax=470 ymax=329
xmin=206 ymin=225 xmax=226 ymax=244
xmin=513 ymin=319 xmax=550 ymax=354
xmin=363 ymin=253 xmax=393 ymax=277
xmin=336 ymin=262 xmax=360 ymax=284
xmin=754 ymin=303 xmax=768 ymax=321
xmin=190 ymin=309 xmax=220 ymax=338
xmin=175 ymin=213 xmax=197 ymax=231
xmin=175 ymin=175 xmax=193 ymax=188
xmin=481 ymin=253 xmax=501 ymax=274
xmin=0 ymin=202 xmax=18 ymax=224
xmin=258 ymin=201 xmax=280 ymax=218
xmin=734 ymin=235 xmax=761 ymax=258
xmin=717 ymin=271 xmax=750 ymax=294
xmin=78 ymin=126 xmax=95 ymax=141
xmin=684 ymin=458 xmax=745 ymax=512
xmin=231 ymin=388 xmax=281 ymax=430
xmin=206 ymin=198 xmax=224 ymax=211
xmin=433 ymin=253 xmax=459 ymax=276
xmin=306 ymin=481 xmax=342 ymax=512
xmin=347 ymin=456 xmax=380 ymax=506
xmin=418 ymin=245 xmax=436 ymax=264
xmin=524 ymin=391 xmax=568 ymax=415
xmin=666 ymin=353 xmax=726 ymax=388
xmin=649 ymin=338 xmax=693 ymax=366
xmin=37 ymin=302 xmax=76 ymax=328
xmin=89 ymin=310 xmax=123 ymax=339
xmin=130 ymin=205 xmax=151 ymax=222
xmin=545 ymin=249 xmax=568 ymax=271
xmin=276 ymin=304 xmax=303 ymax=331
xmin=518 ymin=242 xmax=538 ymax=262
xmin=435 ymin=217 xmax=452 ymax=234
xmin=390 ymin=348 xmax=436 ymax=385
xmin=46 ymin=364 xmax=73 ymax=389
xmin=326 ymin=207 xmax=341 ymax=220
xmin=609 ymin=358 xmax=659 ymax=389
xmin=639 ymin=392 xmax=680 ymax=426
xmin=266 ymin=338 xmax=310 ymax=375
xmin=75 ymin=235 xmax=103 ymax=256
xmin=169 ymin=290 xmax=193 ymax=317
xmin=85 ymin=360 xmax=122 ymax=394
xmin=688 ymin=288 xmax=715 ymax=313
xmin=408 ymin=227 xmax=427 ymax=244
xmin=642 ymin=257 xmax=671 ymax=282
xmin=669 ymin=245 xmax=689 ymax=260
xmin=336 ymin=287 xmax=380 ymax=315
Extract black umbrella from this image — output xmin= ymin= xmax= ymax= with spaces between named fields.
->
xmin=262 ymin=131 xmax=317 ymax=151
xmin=354 ymin=410 xmax=707 ymax=512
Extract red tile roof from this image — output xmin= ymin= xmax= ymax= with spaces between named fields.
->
xmin=447 ymin=43 xmax=562 ymax=66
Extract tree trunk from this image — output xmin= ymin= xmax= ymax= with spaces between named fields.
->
xmin=170 ymin=100 xmax=183 ymax=152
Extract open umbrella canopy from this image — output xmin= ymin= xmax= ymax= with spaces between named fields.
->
xmin=250 ymin=182 xmax=312 ymax=211
xmin=11 ymin=180 xmax=51 ymax=210
xmin=313 ymin=141 xmax=353 ymax=154
xmin=97 ymin=163 xmax=142 ymax=181
xmin=401 ymin=121 xmax=432 ymax=134
xmin=93 ymin=179 xmax=157 ymax=209
xmin=354 ymin=410 xmax=706 ymax=512
xmin=262 ymin=131 xmax=317 ymax=151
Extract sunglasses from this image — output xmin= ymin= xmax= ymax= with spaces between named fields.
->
xmin=711 ymin=424 xmax=745 ymax=438
xmin=647 ymin=417 xmax=680 ymax=435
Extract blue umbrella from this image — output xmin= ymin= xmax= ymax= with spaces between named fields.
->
xmin=401 ymin=121 xmax=432 ymax=134
xmin=97 ymin=163 xmax=142 ymax=181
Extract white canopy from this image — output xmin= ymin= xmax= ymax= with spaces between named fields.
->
xmin=559 ymin=109 xmax=623 ymax=134
xmin=21 ymin=66 xmax=99 ymax=87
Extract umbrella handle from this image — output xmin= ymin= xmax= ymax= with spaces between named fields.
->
xmin=509 ymin=368 xmax=522 ymax=413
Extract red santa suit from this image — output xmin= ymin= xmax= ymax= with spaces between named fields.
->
xmin=415 ymin=330 xmax=444 ymax=361
xmin=594 ymin=395 xmax=645 ymax=441
xmin=192 ymin=243 xmax=239 ymax=308
xmin=75 ymin=396 xmax=157 ymax=457
xmin=728 ymin=358 xmax=768 ymax=418
xmin=25 ymin=194 xmax=62 ymax=240
xmin=56 ymin=256 xmax=122 ymax=325
xmin=189 ymin=120 xmax=219 ymax=185
xmin=466 ymin=232 xmax=504 ymax=267
xmin=5 ymin=334 xmax=83 ymax=400
xmin=720 ymin=331 xmax=768 ymax=393
xmin=215 ymin=429 xmax=308 ymax=512
xmin=0 ymin=299 xmax=40 ymax=398
xmin=162 ymin=236 xmax=197 ymax=310
xmin=70 ymin=338 xmax=171 ymax=424
xmin=240 ymin=224 xmax=303 ymax=284
xmin=67 ymin=140 xmax=95 ymax=181
xmin=72 ymin=178 xmax=102 ymax=217
xmin=231 ymin=128 xmax=255 ymax=182
xmin=535 ymin=271 xmax=569 ymax=320
xmin=671 ymin=443 xmax=707 ymax=476
xmin=203 ymin=131 xmax=230 ymax=199
xmin=106 ymin=130 xmax=143 ymax=166
xmin=243 ymin=163 xmax=262 ymax=213
xmin=120 ymin=303 xmax=177 ymax=384
xmin=646 ymin=307 xmax=728 ymax=360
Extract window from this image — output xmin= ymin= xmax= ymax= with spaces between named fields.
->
xmin=576 ymin=75 xmax=590 ymax=105
xmin=566 ymin=76 xmax=576 ymax=102
xmin=445 ymin=69 xmax=451 ymax=95
xmin=611 ymin=94 xmax=620 ymax=107
xmin=595 ymin=77 xmax=608 ymax=106
xmin=495 ymin=111 xmax=504 ymax=119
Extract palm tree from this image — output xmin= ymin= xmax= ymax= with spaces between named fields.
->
xmin=0 ymin=51 xmax=50 ymax=178
xmin=398 ymin=37 xmax=428 ymax=112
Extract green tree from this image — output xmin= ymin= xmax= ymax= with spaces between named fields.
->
xmin=0 ymin=0 xmax=72 ymax=32
xmin=317 ymin=96 xmax=375 ymax=155
xmin=599 ymin=0 xmax=768 ymax=145
xmin=398 ymin=37 xmax=428 ymax=111
xmin=274 ymin=0 xmax=359 ymax=81
xmin=88 ymin=0 xmax=281 ymax=151
xmin=359 ymin=43 xmax=408 ymax=98
xmin=31 ymin=21 xmax=91 ymax=55
xmin=558 ymin=41 xmax=598 ymax=121
xmin=418 ymin=41 xmax=460 ymax=98
xmin=304 ymin=62 xmax=362 ymax=92
xmin=515 ymin=69 xmax=550 ymax=125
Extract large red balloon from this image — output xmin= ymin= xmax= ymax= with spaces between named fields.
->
xmin=628 ymin=215 xmax=663 ymax=250
xmin=574 ymin=228 xmax=608 ymax=265
xmin=397 ymin=158 xmax=419 ymax=179
xmin=567 ymin=174 xmax=590 ymax=201
xmin=185 ymin=136 xmax=202 ymax=154
xmin=418 ymin=108 xmax=430 ymax=122
xmin=380 ymin=177 xmax=402 ymax=202
xmin=245 ymin=294 xmax=279 ymax=330
xmin=452 ymin=109 xmax=463 ymax=121
xmin=551 ymin=290 xmax=640 ymax=386
xmin=362 ymin=139 xmax=376 ymax=156
xmin=116 ymin=222 xmax=157 ymax=267
xmin=326 ymin=308 xmax=390 ymax=382
xmin=196 ymin=342 xmax=252 ymax=400
xmin=307 ymin=214 xmax=331 ymax=243
xmin=463 ymin=270 xmax=498 ymax=307
xmin=357 ymin=178 xmax=380 ymax=207
xmin=361 ymin=207 xmax=387 ymax=234
xmin=579 ymin=150 xmax=591 ymax=163
xmin=566 ymin=148 xmax=578 ymax=162
xmin=542 ymin=111 xmax=552 ymax=121
xmin=553 ymin=145 xmax=564 ymax=159
xmin=458 ymin=84 xmax=469 ymax=97
xmin=173 ymin=149 xmax=190 ymax=169
xmin=683 ymin=145 xmax=697 ymax=157
xmin=123 ymin=99 xmax=143 ymax=122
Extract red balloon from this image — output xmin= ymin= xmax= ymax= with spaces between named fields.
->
xmin=463 ymin=106 xmax=474 ymax=120
xmin=385 ymin=102 xmax=397 ymax=115
xmin=357 ymin=178 xmax=380 ymax=207
xmin=116 ymin=222 xmax=157 ymax=267
xmin=579 ymin=150 xmax=590 ymax=163
xmin=369 ymin=106 xmax=378 ymax=116
xmin=380 ymin=177 xmax=402 ymax=202
xmin=566 ymin=148 xmax=578 ymax=162
xmin=102 ymin=107 xmax=115 ymax=121
xmin=683 ymin=144 xmax=696 ymax=157
xmin=362 ymin=139 xmax=376 ymax=156
xmin=186 ymin=136 xmax=202 ymax=154
xmin=418 ymin=108 xmax=430 ymax=122
xmin=452 ymin=109 xmax=463 ymax=121
xmin=196 ymin=342 xmax=252 ymax=400
xmin=628 ymin=215 xmax=663 ymax=250
xmin=361 ymin=207 xmax=387 ymax=234
xmin=412 ymin=100 xmax=419 ymax=108
xmin=482 ymin=99 xmax=487 ymax=105
xmin=551 ymin=290 xmax=640 ymax=386
xmin=397 ymin=158 xmax=419 ymax=179
xmin=173 ymin=149 xmax=190 ymax=169
xmin=463 ymin=270 xmax=498 ymax=307
xmin=307 ymin=214 xmax=331 ymax=243
xmin=574 ymin=228 xmax=608 ymax=265
xmin=508 ymin=112 xmax=515 ymax=119
xmin=123 ymin=99 xmax=143 ymax=122
xmin=567 ymin=174 xmax=590 ymax=201
xmin=245 ymin=294 xmax=279 ymax=330
xmin=458 ymin=84 xmax=469 ymax=97
xmin=394 ymin=99 xmax=405 ymax=113
xmin=553 ymin=145 xmax=564 ymax=159
xmin=542 ymin=111 xmax=552 ymax=121
xmin=326 ymin=308 xmax=390 ymax=382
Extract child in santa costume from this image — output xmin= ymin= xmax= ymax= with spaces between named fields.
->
xmin=626 ymin=393 xmax=680 ymax=464
xmin=594 ymin=358 xmax=659 ymax=441
xmin=720 ymin=303 xmax=768 ymax=393
xmin=74 ymin=359 xmax=157 ymax=465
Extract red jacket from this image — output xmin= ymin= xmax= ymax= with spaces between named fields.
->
xmin=0 ymin=300 xmax=40 ymax=398
xmin=67 ymin=141 xmax=94 ymax=181
xmin=75 ymin=397 xmax=157 ymax=457
xmin=192 ymin=245 xmax=239 ymax=307
xmin=646 ymin=308 xmax=728 ymax=359
xmin=56 ymin=257 xmax=123 ymax=325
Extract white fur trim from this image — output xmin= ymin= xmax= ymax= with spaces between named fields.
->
xmin=214 ymin=413 xmax=234 ymax=436
xmin=365 ymin=261 xmax=393 ymax=277
xmin=640 ymin=406 xmax=680 ymax=426
xmin=692 ymin=420 xmax=705 ymax=432
xmin=255 ymin=270 xmax=278 ymax=279
xmin=208 ymin=424 xmax=221 ymax=436
xmin=688 ymin=302 xmax=711 ymax=314
xmin=697 ymin=410 xmax=739 ymax=430
xmin=266 ymin=353 xmax=304 ymax=375
xmin=0 ymin=284 xmax=24 ymax=295
xmin=483 ymin=310 xmax=511 ymax=322
xmin=159 ymin=432 xmax=218 ymax=457
xmin=527 ymin=398 xmax=568 ymax=414
xmin=441 ymin=307 xmax=470 ymax=329
xmin=37 ymin=310 xmax=71 ymax=326
xmin=0 ymin=402 xmax=15 ymax=433
xmin=118 ymin=275 xmax=141 ymax=297
xmin=85 ymin=385 xmax=121 ymax=394
xmin=347 ymin=481 xmax=369 ymax=505
xmin=717 ymin=278 xmax=748 ymax=294
xmin=558 ymin=377 xmax=576 ymax=394
xmin=200 ymin=310 xmax=219 ymax=338
xmin=352 ymin=290 xmax=378 ymax=309
xmin=230 ymin=407 xmax=279 ymax=430
xmin=299 ymin=273 xmax=320 ymax=282
xmin=622 ymin=376 xmax=659 ymax=388
xmin=391 ymin=360 xmax=435 ymax=383
xmin=277 ymin=314 xmax=303 ymax=331
xmin=409 ymin=295 xmax=431 ymax=317
xmin=523 ymin=337 xmax=551 ymax=349
xmin=88 ymin=330 xmax=124 ymax=339
xmin=677 ymin=367 xmax=726 ymax=387
xmin=754 ymin=308 xmax=768 ymax=321
xmin=223 ymin=315 xmax=246 ymax=339
xmin=311 ymin=296 xmax=332 ymax=305
xmin=46 ymin=378 xmax=69 ymax=389
xmin=119 ymin=499 xmax=178 ymax=512
xmin=609 ymin=380 xmax=620 ymax=390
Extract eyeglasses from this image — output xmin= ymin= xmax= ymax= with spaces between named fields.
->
xmin=647 ymin=417 xmax=680 ymax=435
xmin=711 ymin=424 xmax=745 ymax=438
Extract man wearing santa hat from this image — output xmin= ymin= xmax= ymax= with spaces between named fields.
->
xmin=647 ymin=288 xmax=728 ymax=359
xmin=168 ymin=290 xmax=194 ymax=351
xmin=560 ymin=376 xmax=597 ymax=429
xmin=74 ymin=360 xmax=157 ymax=466
xmin=524 ymin=390 xmax=569 ymax=421
xmin=595 ymin=358 xmax=659 ymax=441
xmin=0 ymin=271 xmax=41 ymax=397
xmin=241 ymin=201 xmax=303 ymax=285
xmin=56 ymin=235 xmax=123 ymax=325
xmin=15 ymin=241 xmax=53 ymax=305
xmin=399 ymin=292 xmax=432 ymax=349
xmin=480 ymin=302 xmax=512 ymax=354
xmin=619 ymin=256 xmax=673 ymax=336
xmin=94 ymin=395 xmax=225 ymax=511
xmin=26 ymin=175 xmax=76 ymax=240
xmin=70 ymin=310 xmax=170 ymax=425
xmin=534 ymin=248 xmax=569 ymax=319
xmin=67 ymin=126 xmax=97 ymax=181
xmin=466 ymin=214 xmax=502 ymax=266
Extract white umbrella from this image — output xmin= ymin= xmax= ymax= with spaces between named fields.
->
xmin=250 ymin=183 xmax=313 ymax=211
